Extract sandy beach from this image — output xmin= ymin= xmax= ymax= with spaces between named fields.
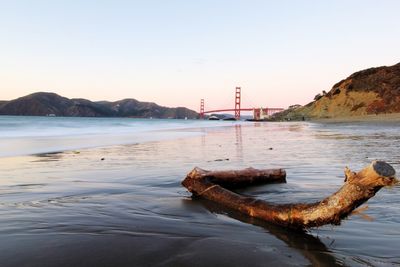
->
xmin=311 ymin=112 xmax=400 ymax=123
xmin=0 ymin=120 xmax=399 ymax=266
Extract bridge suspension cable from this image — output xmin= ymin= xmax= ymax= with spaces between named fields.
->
xmin=200 ymin=87 xmax=284 ymax=120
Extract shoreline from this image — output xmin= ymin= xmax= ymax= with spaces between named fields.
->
xmin=309 ymin=112 xmax=400 ymax=123
xmin=0 ymin=121 xmax=399 ymax=266
xmin=0 ymin=116 xmax=241 ymax=158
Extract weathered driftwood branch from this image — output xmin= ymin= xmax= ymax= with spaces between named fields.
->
xmin=182 ymin=161 xmax=397 ymax=229
xmin=185 ymin=167 xmax=286 ymax=189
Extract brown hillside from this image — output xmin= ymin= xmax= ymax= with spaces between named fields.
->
xmin=279 ymin=63 xmax=400 ymax=120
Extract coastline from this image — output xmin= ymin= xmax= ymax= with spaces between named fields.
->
xmin=0 ymin=116 xmax=238 ymax=158
xmin=310 ymin=112 xmax=400 ymax=123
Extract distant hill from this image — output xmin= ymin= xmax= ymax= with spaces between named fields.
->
xmin=0 ymin=92 xmax=198 ymax=119
xmin=274 ymin=62 xmax=400 ymax=120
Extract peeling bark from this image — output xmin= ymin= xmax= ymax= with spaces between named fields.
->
xmin=182 ymin=161 xmax=397 ymax=229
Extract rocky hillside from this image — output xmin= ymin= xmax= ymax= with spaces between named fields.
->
xmin=0 ymin=92 xmax=198 ymax=119
xmin=276 ymin=62 xmax=400 ymax=120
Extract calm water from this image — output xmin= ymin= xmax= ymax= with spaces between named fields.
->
xmin=0 ymin=116 xmax=399 ymax=266
xmin=0 ymin=116 xmax=235 ymax=157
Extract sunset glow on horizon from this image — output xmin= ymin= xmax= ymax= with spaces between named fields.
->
xmin=1 ymin=0 xmax=399 ymax=111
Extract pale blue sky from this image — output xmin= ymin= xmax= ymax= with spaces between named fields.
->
xmin=1 ymin=0 xmax=399 ymax=111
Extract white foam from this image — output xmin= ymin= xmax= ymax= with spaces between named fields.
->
xmin=0 ymin=116 xmax=240 ymax=157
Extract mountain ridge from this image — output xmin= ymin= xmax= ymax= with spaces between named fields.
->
xmin=0 ymin=92 xmax=198 ymax=119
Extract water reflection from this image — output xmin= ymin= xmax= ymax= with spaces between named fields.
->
xmin=1 ymin=121 xmax=399 ymax=266
xmin=235 ymin=125 xmax=243 ymax=160
xmin=197 ymin=198 xmax=341 ymax=266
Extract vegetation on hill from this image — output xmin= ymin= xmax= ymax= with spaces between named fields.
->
xmin=273 ymin=62 xmax=400 ymax=120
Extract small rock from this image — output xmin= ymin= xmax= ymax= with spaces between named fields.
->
xmin=214 ymin=158 xmax=229 ymax=162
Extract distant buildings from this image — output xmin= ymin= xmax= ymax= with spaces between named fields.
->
xmin=253 ymin=108 xmax=269 ymax=120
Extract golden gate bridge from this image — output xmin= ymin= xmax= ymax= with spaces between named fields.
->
xmin=199 ymin=87 xmax=284 ymax=120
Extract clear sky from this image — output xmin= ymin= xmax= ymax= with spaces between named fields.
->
xmin=1 ymin=0 xmax=399 ymax=111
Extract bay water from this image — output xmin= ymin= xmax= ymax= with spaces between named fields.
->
xmin=0 ymin=116 xmax=399 ymax=266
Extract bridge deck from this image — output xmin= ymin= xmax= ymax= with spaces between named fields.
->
xmin=204 ymin=108 xmax=284 ymax=113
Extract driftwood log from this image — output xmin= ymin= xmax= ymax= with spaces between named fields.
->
xmin=182 ymin=161 xmax=397 ymax=229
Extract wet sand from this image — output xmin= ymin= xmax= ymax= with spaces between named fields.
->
xmin=0 ymin=122 xmax=399 ymax=266
xmin=312 ymin=112 xmax=400 ymax=123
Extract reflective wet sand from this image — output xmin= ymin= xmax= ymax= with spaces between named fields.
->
xmin=0 ymin=122 xmax=399 ymax=266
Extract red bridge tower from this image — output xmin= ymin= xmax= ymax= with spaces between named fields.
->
xmin=234 ymin=87 xmax=241 ymax=120
xmin=200 ymin=99 xmax=205 ymax=119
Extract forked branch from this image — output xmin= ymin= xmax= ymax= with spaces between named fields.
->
xmin=182 ymin=161 xmax=397 ymax=229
